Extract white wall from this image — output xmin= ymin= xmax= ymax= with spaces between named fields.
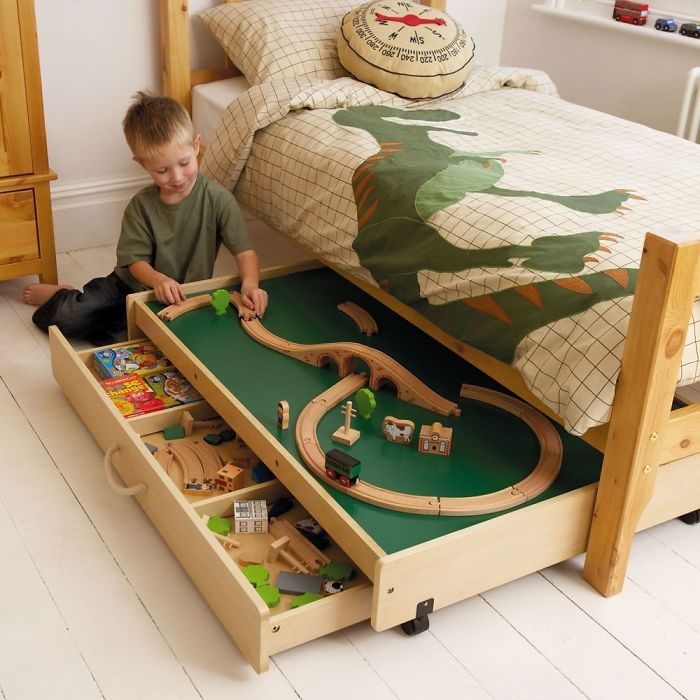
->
xmin=500 ymin=1 xmax=699 ymax=136
xmin=34 ymin=0 xmax=504 ymax=253
xmin=451 ymin=1 xmax=505 ymax=66
xmin=35 ymin=0 xmax=161 ymax=252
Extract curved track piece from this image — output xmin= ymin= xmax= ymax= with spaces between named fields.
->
xmin=158 ymin=294 xmax=212 ymax=321
xmin=337 ymin=301 xmax=379 ymax=335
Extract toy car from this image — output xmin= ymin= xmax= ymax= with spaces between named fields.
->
xmin=612 ymin=1 xmax=648 ymax=25
xmin=654 ymin=18 xmax=677 ymax=32
xmin=680 ymin=22 xmax=700 ymax=37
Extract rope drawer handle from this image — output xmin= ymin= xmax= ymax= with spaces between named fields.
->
xmin=104 ymin=444 xmax=148 ymax=496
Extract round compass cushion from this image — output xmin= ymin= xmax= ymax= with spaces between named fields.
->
xmin=337 ymin=0 xmax=474 ymax=98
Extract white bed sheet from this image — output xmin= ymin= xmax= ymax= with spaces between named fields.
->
xmin=192 ymin=76 xmax=250 ymax=145
xmin=194 ymin=76 xmax=288 ymax=248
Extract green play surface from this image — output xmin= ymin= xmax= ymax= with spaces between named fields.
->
xmin=148 ymin=268 xmax=602 ymax=554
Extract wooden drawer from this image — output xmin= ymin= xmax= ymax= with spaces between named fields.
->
xmin=124 ymin=268 xmax=610 ymax=635
xmin=0 ymin=189 xmax=38 ymax=265
xmin=51 ymin=266 xmax=700 ymax=672
xmin=49 ymin=328 xmax=372 ymax=673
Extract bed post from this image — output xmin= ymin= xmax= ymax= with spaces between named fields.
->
xmin=583 ymin=231 xmax=700 ymax=596
xmin=161 ymin=0 xmax=192 ymax=112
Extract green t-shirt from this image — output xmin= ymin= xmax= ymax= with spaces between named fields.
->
xmin=114 ymin=173 xmax=251 ymax=292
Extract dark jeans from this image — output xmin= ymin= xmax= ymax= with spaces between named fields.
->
xmin=32 ymin=271 xmax=132 ymax=346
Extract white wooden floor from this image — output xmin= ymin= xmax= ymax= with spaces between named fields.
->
xmin=2 ymin=232 xmax=700 ymax=699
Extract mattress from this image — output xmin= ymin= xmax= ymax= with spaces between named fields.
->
xmin=193 ymin=76 xmax=286 ymax=243
xmin=192 ymin=76 xmax=250 ymax=145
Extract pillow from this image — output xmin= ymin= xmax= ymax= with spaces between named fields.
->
xmin=337 ymin=0 xmax=475 ymax=98
xmin=199 ymin=0 xmax=358 ymax=85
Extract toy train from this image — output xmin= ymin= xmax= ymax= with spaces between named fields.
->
xmin=324 ymin=448 xmax=361 ymax=487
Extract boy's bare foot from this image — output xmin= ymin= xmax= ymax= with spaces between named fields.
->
xmin=23 ymin=283 xmax=74 ymax=306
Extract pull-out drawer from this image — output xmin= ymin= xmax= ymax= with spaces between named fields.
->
xmin=49 ymin=328 xmax=372 ymax=673
xmin=124 ymin=267 xmax=612 ymax=634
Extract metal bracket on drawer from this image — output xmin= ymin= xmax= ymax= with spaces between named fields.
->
xmin=104 ymin=444 xmax=148 ymax=496
xmin=415 ymin=598 xmax=434 ymax=619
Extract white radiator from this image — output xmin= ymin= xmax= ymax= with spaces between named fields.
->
xmin=677 ymin=67 xmax=700 ymax=142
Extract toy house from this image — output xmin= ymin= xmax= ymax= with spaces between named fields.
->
xmin=217 ymin=463 xmax=245 ymax=492
xmin=233 ymin=500 xmax=269 ymax=534
xmin=417 ymin=422 xmax=453 ymax=456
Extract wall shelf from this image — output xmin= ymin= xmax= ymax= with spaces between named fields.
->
xmin=532 ymin=2 xmax=700 ymax=49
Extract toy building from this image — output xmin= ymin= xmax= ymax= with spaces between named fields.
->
xmin=417 ymin=422 xmax=453 ymax=456
xmin=217 ymin=463 xmax=245 ymax=492
xmin=233 ymin=499 xmax=269 ymax=534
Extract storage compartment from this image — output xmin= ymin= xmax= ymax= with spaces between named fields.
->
xmin=191 ymin=483 xmax=372 ymax=655
xmin=49 ymin=328 xmax=371 ymax=673
xmin=0 ymin=189 xmax=38 ymax=264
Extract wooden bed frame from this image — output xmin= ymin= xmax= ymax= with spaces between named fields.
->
xmin=160 ymin=0 xmax=700 ymax=598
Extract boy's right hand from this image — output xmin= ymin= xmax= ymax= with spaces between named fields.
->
xmin=153 ymin=273 xmax=186 ymax=305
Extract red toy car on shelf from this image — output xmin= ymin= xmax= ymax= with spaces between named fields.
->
xmin=612 ymin=1 xmax=649 ymax=25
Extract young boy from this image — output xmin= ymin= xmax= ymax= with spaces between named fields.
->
xmin=24 ymin=91 xmax=267 ymax=345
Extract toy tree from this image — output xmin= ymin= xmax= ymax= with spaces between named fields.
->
xmin=354 ymin=388 xmax=376 ymax=419
xmin=210 ymin=288 xmax=230 ymax=316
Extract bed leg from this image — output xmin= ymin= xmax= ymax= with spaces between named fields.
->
xmin=583 ymin=232 xmax=700 ymax=597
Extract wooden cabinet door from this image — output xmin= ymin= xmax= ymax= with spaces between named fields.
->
xmin=0 ymin=0 xmax=32 ymax=177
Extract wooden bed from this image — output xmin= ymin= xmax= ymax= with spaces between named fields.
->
xmin=160 ymin=0 xmax=700 ymax=599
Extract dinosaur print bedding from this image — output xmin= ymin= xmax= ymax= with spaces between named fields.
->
xmin=202 ymin=64 xmax=700 ymax=435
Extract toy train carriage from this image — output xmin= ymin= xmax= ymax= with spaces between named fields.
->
xmin=324 ymin=448 xmax=361 ymax=487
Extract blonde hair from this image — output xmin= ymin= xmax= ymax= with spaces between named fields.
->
xmin=122 ymin=91 xmax=194 ymax=159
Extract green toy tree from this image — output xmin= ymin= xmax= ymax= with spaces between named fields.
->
xmin=210 ymin=288 xmax=230 ymax=316
xmin=354 ymin=388 xmax=376 ymax=419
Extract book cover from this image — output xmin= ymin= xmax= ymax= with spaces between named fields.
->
xmin=92 ymin=341 xmax=172 ymax=379
xmin=100 ymin=373 xmax=166 ymax=418
xmin=141 ymin=368 xmax=202 ymax=407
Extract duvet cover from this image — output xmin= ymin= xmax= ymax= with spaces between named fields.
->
xmin=202 ymin=64 xmax=700 ymax=434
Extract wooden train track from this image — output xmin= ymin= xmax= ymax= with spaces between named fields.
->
xmin=155 ymin=438 xmax=224 ymax=495
xmin=295 ymin=377 xmax=563 ymax=516
xmin=158 ymin=290 xmax=561 ymax=515
xmin=337 ymin=301 xmax=378 ymax=335
xmin=230 ymin=292 xmax=460 ymax=417
xmin=157 ymin=294 xmax=213 ymax=321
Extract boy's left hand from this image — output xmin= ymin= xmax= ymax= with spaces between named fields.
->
xmin=241 ymin=283 xmax=268 ymax=317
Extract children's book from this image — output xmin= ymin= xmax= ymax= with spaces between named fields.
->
xmin=100 ymin=373 xmax=166 ymax=418
xmin=141 ymin=368 xmax=202 ymax=408
xmin=93 ymin=341 xmax=172 ymax=379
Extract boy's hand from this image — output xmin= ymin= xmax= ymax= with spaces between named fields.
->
xmin=153 ymin=273 xmax=186 ymax=306
xmin=240 ymin=282 xmax=268 ymax=317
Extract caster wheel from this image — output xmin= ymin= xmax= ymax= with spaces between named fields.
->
xmin=679 ymin=509 xmax=700 ymax=525
xmin=400 ymin=615 xmax=430 ymax=636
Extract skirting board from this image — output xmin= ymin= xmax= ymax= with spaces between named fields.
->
xmin=51 ymin=175 xmax=149 ymax=252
